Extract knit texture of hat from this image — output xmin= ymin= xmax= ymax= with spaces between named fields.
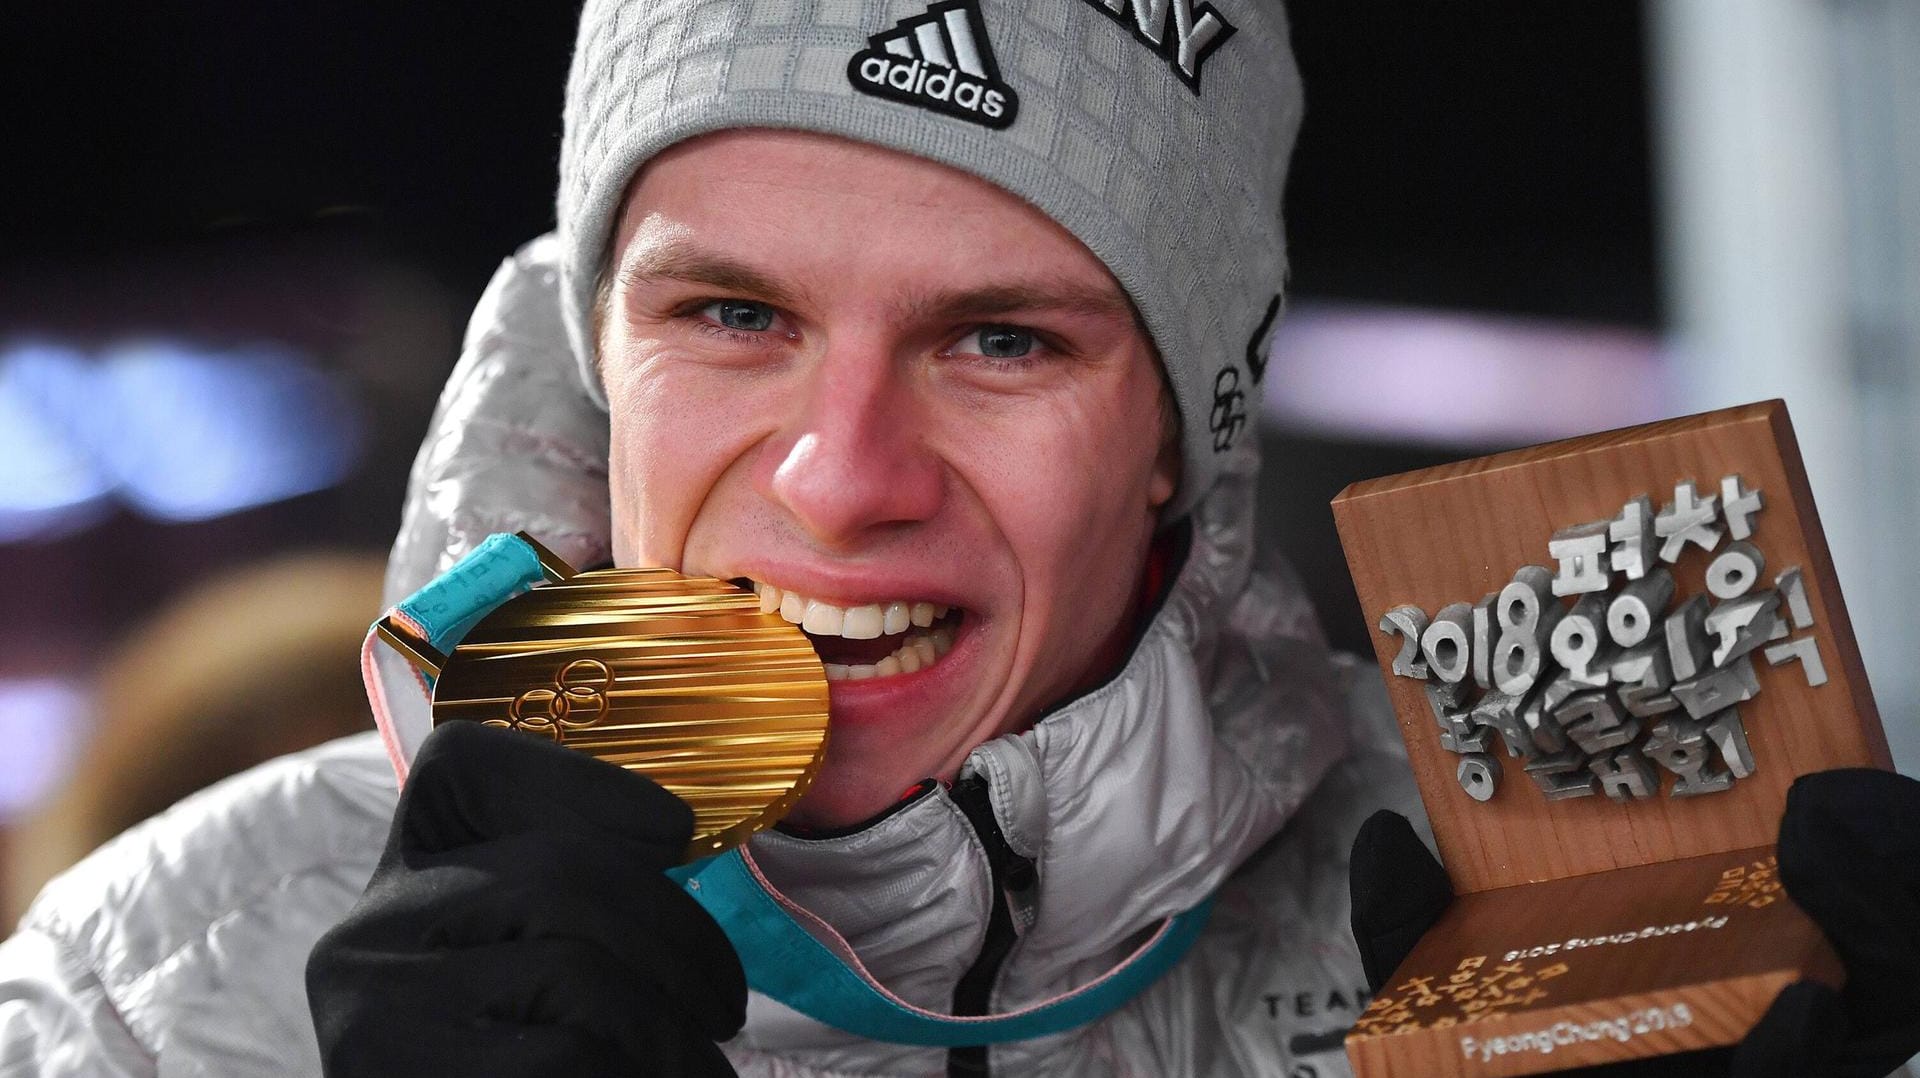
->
xmin=557 ymin=0 xmax=1302 ymax=521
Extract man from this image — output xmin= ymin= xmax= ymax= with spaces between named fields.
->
xmin=2 ymin=0 xmax=1915 ymax=1075
xmin=4 ymin=1 xmax=1403 ymax=1072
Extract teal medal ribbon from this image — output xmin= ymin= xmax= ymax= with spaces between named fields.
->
xmin=667 ymin=850 xmax=1214 ymax=1046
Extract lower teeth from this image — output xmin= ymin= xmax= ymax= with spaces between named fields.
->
xmin=824 ymin=626 xmax=954 ymax=681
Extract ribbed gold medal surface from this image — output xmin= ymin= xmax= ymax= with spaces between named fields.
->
xmin=429 ymin=569 xmax=829 ymax=862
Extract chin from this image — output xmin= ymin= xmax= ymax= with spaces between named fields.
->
xmin=784 ymin=763 xmax=922 ymax=832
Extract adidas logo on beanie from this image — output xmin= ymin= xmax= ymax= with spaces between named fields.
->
xmin=557 ymin=0 xmax=1302 ymax=521
xmin=849 ymin=1 xmax=1017 ymax=128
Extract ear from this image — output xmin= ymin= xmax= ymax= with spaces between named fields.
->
xmin=1148 ymin=419 xmax=1180 ymax=509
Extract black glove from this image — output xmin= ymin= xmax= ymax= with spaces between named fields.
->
xmin=307 ymin=721 xmax=746 ymax=1077
xmin=1350 ymin=769 xmax=1920 ymax=1078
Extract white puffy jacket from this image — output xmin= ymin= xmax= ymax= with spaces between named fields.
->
xmin=0 ymin=236 xmax=1426 ymax=1078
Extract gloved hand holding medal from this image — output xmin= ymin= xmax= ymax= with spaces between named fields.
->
xmin=310 ymin=534 xmax=829 ymax=1076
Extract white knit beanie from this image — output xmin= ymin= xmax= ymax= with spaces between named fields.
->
xmin=557 ymin=0 xmax=1302 ymax=521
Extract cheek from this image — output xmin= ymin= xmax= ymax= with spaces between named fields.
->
xmin=603 ymin=346 xmax=766 ymax=567
xmin=954 ymin=374 xmax=1165 ymax=618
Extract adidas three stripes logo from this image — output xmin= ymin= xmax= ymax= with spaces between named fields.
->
xmin=875 ymin=2 xmax=991 ymax=77
xmin=847 ymin=0 xmax=1018 ymax=128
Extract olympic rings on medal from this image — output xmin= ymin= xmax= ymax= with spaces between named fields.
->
xmin=488 ymin=658 xmax=614 ymax=741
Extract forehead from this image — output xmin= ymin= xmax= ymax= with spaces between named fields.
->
xmin=610 ymin=129 xmax=1126 ymax=299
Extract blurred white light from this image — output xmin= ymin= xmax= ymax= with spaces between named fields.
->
xmin=0 ymin=344 xmax=115 ymax=542
xmin=1262 ymin=303 xmax=1672 ymax=446
xmin=0 ymin=338 xmax=365 ymax=537
xmin=95 ymin=340 xmax=364 ymax=522
xmin=0 ymin=678 xmax=91 ymax=818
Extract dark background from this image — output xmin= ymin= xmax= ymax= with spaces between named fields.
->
xmin=9 ymin=4 xmax=1657 ymax=315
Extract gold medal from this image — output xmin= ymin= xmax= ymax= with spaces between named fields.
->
xmin=378 ymin=534 xmax=829 ymax=862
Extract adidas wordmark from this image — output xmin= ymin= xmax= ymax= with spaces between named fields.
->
xmin=846 ymin=0 xmax=1018 ymax=129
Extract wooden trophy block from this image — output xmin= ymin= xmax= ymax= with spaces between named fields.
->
xmin=1331 ymin=400 xmax=1890 ymax=1075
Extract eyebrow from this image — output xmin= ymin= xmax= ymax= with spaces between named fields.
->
xmin=897 ymin=281 xmax=1135 ymax=326
xmin=614 ymin=238 xmax=1135 ymax=325
xmin=615 ymin=240 xmax=804 ymax=309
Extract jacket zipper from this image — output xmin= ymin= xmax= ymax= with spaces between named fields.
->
xmin=946 ymin=773 xmax=1038 ymax=1078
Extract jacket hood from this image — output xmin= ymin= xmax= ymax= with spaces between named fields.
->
xmin=375 ymin=235 xmax=1352 ymax=1067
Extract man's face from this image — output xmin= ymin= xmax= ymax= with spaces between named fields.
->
xmin=600 ymin=130 xmax=1177 ymax=828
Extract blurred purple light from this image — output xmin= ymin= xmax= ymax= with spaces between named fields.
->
xmin=0 ymin=338 xmax=364 ymax=539
xmin=0 ymin=678 xmax=90 ymax=818
xmin=1262 ymin=304 xmax=1671 ymax=445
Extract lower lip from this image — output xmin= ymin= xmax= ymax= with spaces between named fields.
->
xmin=817 ymin=615 xmax=978 ymax=721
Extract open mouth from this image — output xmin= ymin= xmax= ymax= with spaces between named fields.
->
xmin=750 ymin=582 xmax=962 ymax=682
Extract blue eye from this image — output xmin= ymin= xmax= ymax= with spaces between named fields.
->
xmin=959 ymin=326 xmax=1035 ymax=359
xmin=705 ymin=300 xmax=775 ymax=332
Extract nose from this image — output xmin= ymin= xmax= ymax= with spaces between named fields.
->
xmin=761 ymin=341 xmax=944 ymax=547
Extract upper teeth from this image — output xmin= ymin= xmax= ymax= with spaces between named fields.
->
xmin=755 ymin=584 xmax=948 ymax=639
